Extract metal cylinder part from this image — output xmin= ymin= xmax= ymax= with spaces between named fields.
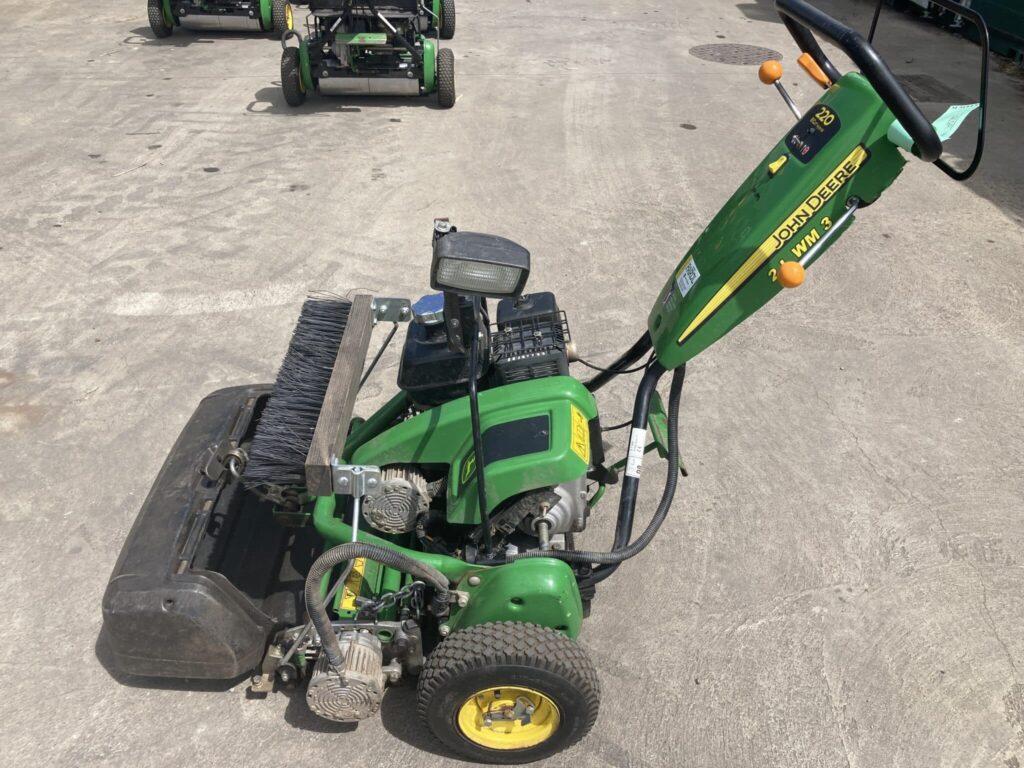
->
xmin=178 ymin=15 xmax=263 ymax=32
xmin=529 ymin=476 xmax=588 ymax=535
xmin=317 ymin=77 xmax=421 ymax=97
xmin=306 ymin=630 xmax=386 ymax=722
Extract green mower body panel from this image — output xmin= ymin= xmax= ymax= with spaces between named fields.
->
xmin=259 ymin=0 xmax=272 ymax=31
xmin=649 ymin=73 xmax=908 ymax=370
xmin=351 ymin=376 xmax=596 ymax=525
xmin=298 ymin=39 xmax=314 ymax=92
xmin=422 ymin=37 xmax=437 ymax=93
xmin=337 ymin=32 xmax=388 ymax=45
xmin=448 ymin=558 xmax=584 ymax=638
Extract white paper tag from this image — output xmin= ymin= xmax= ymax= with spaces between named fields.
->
xmin=625 ymin=427 xmax=647 ymax=479
xmin=675 ymin=256 xmax=701 ymax=299
xmin=887 ymin=103 xmax=979 ymax=152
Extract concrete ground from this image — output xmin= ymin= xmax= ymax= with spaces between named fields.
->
xmin=2 ymin=0 xmax=1022 ymax=765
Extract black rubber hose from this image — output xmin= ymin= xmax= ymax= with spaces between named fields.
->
xmin=611 ymin=361 xmax=667 ymax=549
xmin=467 ymin=297 xmax=492 ymax=552
xmin=509 ymin=363 xmax=685 ymax=566
xmin=304 ymin=542 xmax=451 ymax=668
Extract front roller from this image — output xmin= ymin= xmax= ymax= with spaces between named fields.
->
xmin=417 ymin=622 xmax=600 ymax=764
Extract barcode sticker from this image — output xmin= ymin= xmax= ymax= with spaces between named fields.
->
xmin=675 ymin=256 xmax=700 ymax=298
xmin=625 ymin=427 xmax=647 ymax=479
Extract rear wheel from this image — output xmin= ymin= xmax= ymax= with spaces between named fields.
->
xmin=148 ymin=0 xmax=173 ymax=38
xmin=439 ymin=0 xmax=456 ymax=40
xmin=417 ymin=622 xmax=599 ymax=764
xmin=272 ymin=0 xmax=293 ymax=34
xmin=437 ymin=47 xmax=455 ymax=109
xmin=281 ymin=48 xmax=306 ymax=107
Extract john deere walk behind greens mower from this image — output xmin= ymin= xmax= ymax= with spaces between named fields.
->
xmin=279 ymin=0 xmax=455 ymax=108
xmin=104 ymin=0 xmax=988 ymax=762
xmin=148 ymin=0 xmax=295 ymax=38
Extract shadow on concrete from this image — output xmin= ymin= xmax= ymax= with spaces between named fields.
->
xmin=250 ymin=86 xmax=446 ymax=114
xmin=280 ymin=684 xmax=361 ymax=733
xmin=379 ymin=683 xmax=451 ymax=757
xmin=861 ymin=1 xmax=1024 ymax=224
xmin=94 ymin=627 xmax=245 ymax=692
xmin=736 ymin=0 xmax=783 ymax=24
xmin=126 ymin=26 xmax=277 ymax=46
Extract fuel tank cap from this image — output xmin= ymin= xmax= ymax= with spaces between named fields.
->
xmin=412 ymin=293 xmax=445 ymax=325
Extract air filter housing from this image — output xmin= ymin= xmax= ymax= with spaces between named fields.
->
xmin=490 ymin=292 xmax=571 ymax=386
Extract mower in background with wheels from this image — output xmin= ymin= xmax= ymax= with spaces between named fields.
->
xmin=105 ymin=0 xmax=988 ymax=763
xmin=148 ymin=0 xmax=295 ymax=38
xmin=279 ymin=0 xmax=455 ymax=108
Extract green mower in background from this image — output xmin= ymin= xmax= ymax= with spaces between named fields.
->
xmin=147 ymin=0 xmax=295 ymax=37
xmin=280 ymin=0 xmax=456 ymax=108
xmin=104 ymin=0 xmax=988 ymax=763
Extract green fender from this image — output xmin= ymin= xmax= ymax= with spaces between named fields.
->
xmin=448 ymin=558 xmax=584 ymax=639
xmin=422 ymin=36 xmax=436 ymax=93
xmin=161 ymin=0 xmax=176 ymax=26
xmin=433 ymin=0 xmax=441 ymax=22
xmin=259 ymin=0 xmax=272 ymax=31
xmin=298 ymin=38 xmax=314 ymax=93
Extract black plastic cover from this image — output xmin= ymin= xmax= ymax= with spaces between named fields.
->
xmin=101 ymin=385 xmax=315 ymax=680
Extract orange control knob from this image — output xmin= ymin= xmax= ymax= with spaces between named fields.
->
xmin=777 ymin=260 xmax=806 ymax=288
xmin=797 ymin=52 xmax=831 ymax=88
xmin=758 ymin=59 xmax=783 ymax=85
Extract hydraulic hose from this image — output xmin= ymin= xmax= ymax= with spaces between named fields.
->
xmin=304 ymin=542 xmax=451 ymax=668
xmin=508 ymin=363 xmax=685 ymax=567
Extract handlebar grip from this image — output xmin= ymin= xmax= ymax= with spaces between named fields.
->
xmin=775 ymin=0 xmax=943 ymax=162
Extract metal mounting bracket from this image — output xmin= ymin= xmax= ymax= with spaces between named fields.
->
xmin=370 ymin=297 xmax=412 ymax=325
xmin=331 ymin=463 xmax=383 ymax=498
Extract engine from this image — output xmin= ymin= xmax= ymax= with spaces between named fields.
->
xmin=393 ymin=290 xmax=588 ymax=548
xmin=397 ymin=291 xmax=571 ymax=406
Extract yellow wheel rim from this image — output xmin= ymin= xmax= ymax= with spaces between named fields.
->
xmin=456 ymin=686 xmax=560 ymax=751
xmin=285 ymin=3 xmax=293 ymax=30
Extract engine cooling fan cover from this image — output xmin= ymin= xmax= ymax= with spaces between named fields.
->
xmin=363 ymin=466 xmax=431 ymax=534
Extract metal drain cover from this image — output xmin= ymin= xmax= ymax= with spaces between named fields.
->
xmin=689 ymin=43 xmax=782 ymax=65
xmin=896 ymin=74 xmax=968 ymax=104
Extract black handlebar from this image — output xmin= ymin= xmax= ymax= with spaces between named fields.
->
xmin=775 ymin=0 xmax=943 ymax=163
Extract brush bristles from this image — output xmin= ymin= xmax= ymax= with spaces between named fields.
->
xmin=244 ymin=295 xmax=353 ymax=488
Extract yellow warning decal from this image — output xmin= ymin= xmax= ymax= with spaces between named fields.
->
xmin=570 ymin=404 xmax=590 ymax=464
xmin=678 ymin=144 xmax=868 ymax=345
xmin=340 ymin=557 xmax=367 ymax=611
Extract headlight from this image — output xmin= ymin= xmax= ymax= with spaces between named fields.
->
xmin=430 ymin=232 xmax=530 ymax=299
